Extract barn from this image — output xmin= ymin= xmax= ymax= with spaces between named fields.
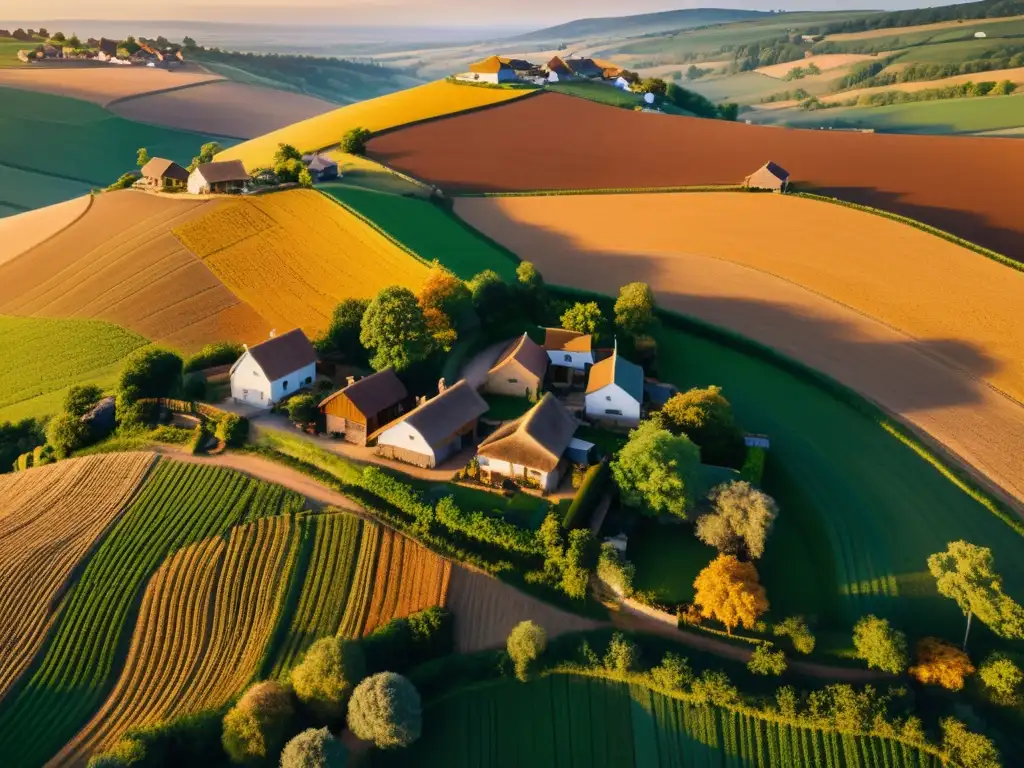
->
xmin=303 ymin=153 xmax=340 ymax=182
xmin=743 ymin=162 xmax=791 ymax=192
xmin=319 ymin=369 xmax=413 ymax=445
xmin=229 ymin=329 xmax=317 ymax=408
xmin=140 ymin=158 xmax=189 ymax=190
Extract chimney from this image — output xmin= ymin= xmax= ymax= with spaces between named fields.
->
xmin=269 ymin=328 xmax=276 ymax=338
xmin=438 ymin=377 xmax=447 ymax=394
xmin=346 ymin=376 xmax=356 ymax=386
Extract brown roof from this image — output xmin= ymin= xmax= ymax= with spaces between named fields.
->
xmin=320 ymin=368 xmax=407 ymax=417
xmin=141 ymin=157 xmax=189 ymax=182
xmin=303 ymin=153 xmax=338 ymax=172
xmin=469 ymin=55 xmax=512 ymax=75
xmin=489 ymin=333 xmax=548 ymax=381
xmin=760 ymin=161 xmax=790 ymax=181
xmin=498 ymin=57 xmax=536 ymax=71
xmin=547 ymin=56 xmax=572 ymax=75
xmin=194 ymin=160 xmax=249 ymax=184
xmin=379 ymin=380 xmax=488 ymax=446
xmin=243 ymin=329 xmax=316 ymax=381
xmin=477 ymin=393 xmax=577 ymax=472
xmin=586 ymin=349 xmax=644 ymax=400
xmin=543 ymin=328 xmax=592 ymax=353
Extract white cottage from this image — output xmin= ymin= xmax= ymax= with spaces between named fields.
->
xmin=584 ymin=348 xmax=644 ymax=427
xmin=467 ymin=55 xmax=518 ymax=84
xmin=543 ymin=328 xmax=594 ymax=371
xmin=230 ymin=329 xmax=317 ymax=408
xmin=187 ymin=160 xmax=250 ymax=195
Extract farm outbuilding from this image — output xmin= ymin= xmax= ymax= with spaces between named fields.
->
xmin=319 ymin=368 xmax=413 ymax=445
xmin=585 ymin=347 xmax=644 ymax=428
xmin=484 ymin=332 xmax=548 ymax=398
xmin=187 ymin=160 xmax=250 ymax=195
xmin=373 ymin=380 xmax=488 ymax=468
xmin=230 ymin=329 xmax=317 ymax=408
xmin=140 ymin=158 xmax=189 ymax=190
xmin=468 ymin=55 xmax=518 ymax=84
xmin=744 ymin=162 xmax=790 ymax=192
xmin=546 ymin=56 xmax=574 ymax=83
xmin=303 ymin=153 xmax=339 ymax=182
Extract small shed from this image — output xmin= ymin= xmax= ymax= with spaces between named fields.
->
xmin=302 ymin=153 xmax=339 ymax=182
xmin=744 ymin=434 xmax=771 ymax=450
xmin=188 ymin=160 xmax=249 ymax=195
xmin=484 ymin=332 xmax=548 ymax=398
xmin=743 ymin=162 xmax=790 ymax=192
xmin=319 ymin=369 xmax=412 ymax=445
xmin=566 ymin=437 xmax=595 ymax=465
xmin=141 ymin=158 xmax=189 ymax=189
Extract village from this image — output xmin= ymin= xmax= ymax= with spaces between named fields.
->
xmin=7 ymin=28 xmax=188 ymax=67
xmin=456 ymin=53 xmax=642 ymax=91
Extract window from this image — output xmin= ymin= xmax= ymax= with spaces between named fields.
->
xmin=605 ymin=395 xmax=612 ymax=401
xmin=508 ymin=378 xmax=518 ymax=384
xmin=283 ymin=380 xmax=289 ymax=391
xmin=606 ymin=409 xmax=623 ymax=416
xmin=563 ymin=354 xmax=572 ymax=363
xmin=253 ymin=370 xmax=258 ymax=376
xmin=304 ymin=376 xmax=312 ymax=385
xmin=408 ymin=434 xmax=415 ymax=441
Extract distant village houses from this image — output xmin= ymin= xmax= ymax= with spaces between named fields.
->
xmin=455 ymin=53 xmax=637 ymax=89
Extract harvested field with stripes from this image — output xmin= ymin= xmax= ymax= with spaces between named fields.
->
xmin=369 ymin=91 xmax=1024 ymax=260
xmin=0 ymin=453 xmax=154 ymax=702
xmin=52 ymin=515 xmax=296 ymax=765
xmin=0 ymin=68 xmax=223 ymax=106
xmin=0 ymin=195 xmax=90 ymax=268
xmin=172 ymin=189 xmax=430 ymax=336
xmin=0 ymin=190 xmax=271 ymax=353
xmin=0 ymin=458 xmax=304 ymax=768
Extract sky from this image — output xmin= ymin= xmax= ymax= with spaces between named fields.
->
xmin=2 ymin=1 xmax=979 ymax=28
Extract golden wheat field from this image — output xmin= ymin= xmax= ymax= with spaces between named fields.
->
xmin=456 ymin=193 xmax=1024 ymax=506
xmin=755 ymin=53 xmax=881 ymax=78
xmin=172 ymin=189 xmax=431 ymax=337
xmin=215 ymin=80 xmax=532 ymax=171
xmin=52 ymin=515 xmax=295 ymax=766
xmin=0 ymin=453 xmax=155 ymax=702
xmin=0 ymin=195 xmax=91 ymax=268
xmin=0 ymin=190 xmax=271 ymax=352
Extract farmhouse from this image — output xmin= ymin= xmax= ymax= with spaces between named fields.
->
xmin=373 ymin=380 xmax=488 ymax=468
xmin=484 ymin=332 xmax=548 ymax=398
xmin=585 ymin=347 xmax=644 ymax=427
xmin=544 ymin=328 xmax=594 ymax=371
xmin=302 ymin=153 xmax=339 ymax=182
xmin=187 ymin=160 xmax=250 ymax=195
xmin=499 ymin=57 xmax=542 ymax=76
xmin=476 ymin=393 xmax=578 ymax=493
xmin=744 ymin=162 xmax=791 ymax=192
xmin=140 ymin=158 xmax=189 ymax=190
xmin=319 ymin=368 xmax=413 ymax=445
xmin=229 ymin=329 xmax=317 ymax=408
xmin=546 ymin=56 xmax=574 ymax=82
xmin=565 ymin=58 xmax=605 ymax=79
xmin=467 ymin=55 xmax=518 ymax=84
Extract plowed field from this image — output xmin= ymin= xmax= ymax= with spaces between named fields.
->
xmin=361 ymin=528 xmax=451 ymax=635
xmin=369 ymin=92 xmax=1024 ymax=260
xmin=0 ymin=453 xmax=154 ymax=702
xmin=0 ymin=68 xmax=222 ymax=106
xmin=0 ymin=195 xmax=90 ymax=267
xmin=0 ymin=190 xmax=271 ymax=353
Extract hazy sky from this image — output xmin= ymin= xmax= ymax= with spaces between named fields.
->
xmin=3 ymin=1 xmax=978 ymax=27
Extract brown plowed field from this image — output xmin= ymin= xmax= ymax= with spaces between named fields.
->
xmin=0 ymin=195 xmax=91 ymax=268
xmin=0 ymin=68 xmax=222 ymax=106
xmin=0 ymin=190 xmax=271 ymax=353
xmin=455 ymin=194 xmax=1024 ymax=507
xmin=369 ymin=92 xmax=1024 ymax=260
xmin=444 ymin=567 xmax=605 ymax=653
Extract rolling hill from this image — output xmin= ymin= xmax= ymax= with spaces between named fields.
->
xmin=508 ymin=8 xmax=772 ymax=43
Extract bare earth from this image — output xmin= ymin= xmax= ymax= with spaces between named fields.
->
xmin=756 ymin=53 xmax=881 ymax=78
xmin=455 ymin=194 xmax=1024 ymax=508
xmin=111 ymin=81 xmax=337 ymax=139
xmin=0 ymin=195 xmax=90 ymax=268
xmin=0 ymin=67 xmax=222 ymax=106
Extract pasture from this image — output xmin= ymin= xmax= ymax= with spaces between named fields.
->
xmin=369 ymin=92 xmax=1024 ymax=260
xmin=0 ymin=191 xmax=272 ymax=355
xmin=173 ymin=189 xmax=431 ymax=337
xmin=0 ymin=40 xmax=28 ymax=68
xmin=0 ymin=453 xmax=155 ymax=701
xmin=381 ymin=674 xmax=941 ymax=768
xmin=548 ymin=79 xmax=642 ymax=108
xmin=0 ymin=315 xmax=149 ymax=422
xmin=322 ymin=186 xmax=518 ymax=281
xmin=0 ymin=459 xmax=304 ymax=768
xmin=215 ymin=79 xmax=533 ymax=171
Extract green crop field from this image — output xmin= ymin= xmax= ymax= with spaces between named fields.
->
xmin=0 ymin=88 xmax=232 ymax=215
xmin=378 ymin=674 xmax=940 ymax=768
xmin=0 ymin=164 xmax=93 ymax=212
xmin=548 ymin=80 xmax=643 ymax=108
xmin=0 ymin=315 xmax=149 ymax=422
xmin=0 ymin=460 xmax=304 ymax=768
xmin=321 ymin=185 xmax=519 ymax=281
xmin=0 ymin=40 xmax=29 ymax=68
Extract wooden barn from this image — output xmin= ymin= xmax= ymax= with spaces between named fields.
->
xmin=744 ymin=162 xmax=791 ymax=192
xmin=319 ymin=369 xmax=413 ymax=445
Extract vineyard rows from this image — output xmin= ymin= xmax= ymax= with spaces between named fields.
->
xmin=0 ymin=459 xmax=304 ymax=768
xmin=52 ymin=515 xmax=296 ymax=765
xmin=383 ymin=675 xmax=943 ymax=768
xmin=0 ymin=453 xmax=154 ymax=701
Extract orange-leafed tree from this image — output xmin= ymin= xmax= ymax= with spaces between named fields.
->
xmin=909 ymin=637 xmax=975 ymax=691
xmin=692 ymin=554 xmax=769 ymax=635
xmin=418 ymin=263 xmax=472 ymax=322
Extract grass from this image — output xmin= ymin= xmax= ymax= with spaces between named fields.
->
xmin=0 ymin=40 xmax=29 ymax=68
xmin=548 ymin=80 xmax=642 ymax=108
xmin=216 ymin=79 xmax=533 ymax=171
xmin=321 ymin=185 xmax=520 ymax=281
xmin=0 ymin=315 xmax=149 ymax=422
xmin=574 ymin=425 xmax=629 ymax=457
xmin=324 ymin=151 xmax=432 ymax=197
xmin=424 ymin=482 xmax=550 ymax=531
xmin=629 ymin=516 xmax=718 ymax=604
xmin=482 ymin=394 xmax=534 ymax=420
xmin=0 ymin=164 xmax=93 ymax=213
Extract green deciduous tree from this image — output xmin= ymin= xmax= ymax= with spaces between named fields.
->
xmin=286 ymin=393 xmax=318 ymax=425
xmin=136 ymin=147 xmax=150 ymax=168
xmin=359 ymin=286 xmax=430 ymax=372
xmin=852 ymin=615 xmax=907 ymax=674
xmin=561 ymin=528 xmax=596 ymax=599
xmin=221 ymin=681 xmax=293 ymax=764
xmin=658 ymin=385 xmax=745 ymax=467
xmin=467 ymin=269 xmax=515 ymax=328
xmin=560 ymin=301 xmax=605 ymax=340
xmin=748 ymin=644 xmax=787 ymax=676
xmin=696 ymin=480 xmax=778 ymax=559
xmin=611 ymin=420 xmax=701 ymax=520
xmin=346 ymin=672 xmax=422 ymax=749
xmin=614 ymin=282 xmax=656 ymax=336
xmin=603 ymin=632 xmax=640 ymax=674
xmin=317 ymin=298 xmax=370 ymax=361
xmin=291 ymin=637 xmax=366 ymax=722
xmin=978 ymin=653 xmax=1023 ymax=705
xmin=116 ymin=347 xmax=183 ymax=406
xmin=340 ymin=127 xmax=372 ymax=155
xmin=46 ymin=412 xmax=91 ymax=458
xmin=63 ymin=384 xmax=104 ymax=417
xmin=515 ymin=261 xmax=547 ymax=321
xmin=280 ymin=727 xmax=348 ymax=768
xmin=928 ymin=540 xmax=1024 ymax=650
xmin=940 ymin=717 xmax=1000 ymax=768
xmin=274 ymin=143 xmax=302 ymax=165
xmin=772 ymin=616 xmax=816 ymax=655
xmin=507 ymin=620 xmax=547 ymax=682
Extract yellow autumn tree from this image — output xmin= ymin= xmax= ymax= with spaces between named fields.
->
xmin=909 ymin=637 xmax=975 ymax=691
xmin=692 ymin=554 xmax=769 ymax=635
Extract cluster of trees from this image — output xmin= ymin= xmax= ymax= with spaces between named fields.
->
xmin=535 ymin=513 xmax=598 ymax=599
xmin=834 ymin=54 xmax=1024 ymax=93
xmin=0 ymin=418 xmax=45 ymax=474
xmin=855 ymin=79 xmax=1018 ymax=107
xmin=685 ymin=64 xmax=715 ymax=80
xmin=725 ymin=36 xmax=810 ymax=73
xmin=783 ymin=62 xmax=821 ymax=81
xmin=637 ymin=78 xmax=739 ymax=120
xmin=802 ymin=1 xmax=1024 ymax=36
xmin=271 ymin=144 xmax=313 ymax=187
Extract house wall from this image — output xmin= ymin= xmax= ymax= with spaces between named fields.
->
xmin=547 ymin=350 xmax=593 ymax=371
xmin=477 ymin=456 xmax=558 ymax=493
xmin=585 ymin=383 xmax=641 ymax=427
xmin=744 ymin=168 xmax=786 ymax=191
xmin=268 ymin=363 xmax=317 ymax=403
xmin=186 ymin=172 xmax=207 ymax=195
xmin=230 ymin=352 xmax=272 ymax=408
xmin=484 ymin=359 xmax=541 ymax=398
xmin=377 ymin=421 xmax=436 ymax=467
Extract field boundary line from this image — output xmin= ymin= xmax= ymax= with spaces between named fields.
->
xmin=453 ymin=185 xmax=749 ymax=198
xmin=314 ymin=188 xmax=433 ymax=267
xmin=102 ymin=78 xmax=228 ymax=109
xmin=0 ymin=159 xmax=101 ymax=187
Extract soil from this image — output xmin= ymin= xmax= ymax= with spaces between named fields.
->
xmin=368 ymin=91 xmax=1024 ymax=261
xmin=0 ymin=195 xmax=90 ymax=268
xmin=0 ymin=67 xmax=222 ymax=106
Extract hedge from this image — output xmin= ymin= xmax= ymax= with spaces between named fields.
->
xmin=740 ymin=447 xmax=766 ymax=487
xmin=362 ymin=607 xmax=454 ymax=675
xmin=562 ymin=460 xmax=610 ymax=530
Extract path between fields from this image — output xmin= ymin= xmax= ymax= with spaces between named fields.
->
xmin=153 ymin=445 xmax=883 ymax=683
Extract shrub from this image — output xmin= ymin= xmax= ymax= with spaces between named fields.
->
xmin=596 ymin=543 xmax=635 ymax=598
xmin=183 ymin=341 xmax=244 ymax=373
xmin=106 ymin=172 xmax=138 ymax=191
xmin=772 ymin=616 xmax=816 ymax=655
xmin=187 ymin=422 xmax=210 ymax=455
xmin=740 ymin=447 xmax=767 ymax=485
xmin=562 ymin=461 xmax=609 ymax=530
xmin=117 ymin=348 xmax=183 ymax=405
xmin=852 ymin=615 xmax=907 ymax=674
xmin=696 ymin=480 xmax=778 ymax=559
xmin=291 ymin=637 xmax=366 ymax=722
xmin=64 ymin=384 xmax=104 ymax=417
xmin=222 ymin=681 xmax=293 ymax=763
xmin=287 ymin=394 xmax=318 ymax=425
xmin=978 ymin=653 xmax=1022 ymax=705
xmin=362 ymin=607 xmax=453 ymax=675
xmin=346 ymin=673 xmax=422 ymax=749
xmin=340 ymin=127 xmax=371 ymax=155
xmin=108 ymin=708 xmax=224 ymax=767
xmin=435 ymin=495 xmax=542 ymax=555
xmin=603 ymin=632 xmax=639 ymax=674
xmin=561 ymin=528 xmax=597 ymax=599
xmin=507 ymin=620 xmax=547 ymax=682
xmin=46 ymin=412 xmax=91 ymax=458
xmin=215 ymin=413 xmax=249 ymax=447
xmin=86 ymin=738 xmax=145 ymax=767
xmin=648 ymin=652 xmax=692 ymax=691
xmin=280 ymin=728 xmax=348 ymax=768
xmin=690 ymin=670 xmax=739 ymax=706
xmin=748 ymin=644 xmax=787 ymax=676
xmin=909 ymin=637 xmax=974 ymax=690
xmin=658 ymin=385 xmax=745 ymax=467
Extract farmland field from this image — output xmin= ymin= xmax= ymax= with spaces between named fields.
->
xmin=813 ymin=68 xmax=1024 ymax=105
xmin=0 ymin=67 xmax=222 ymax=106
xmin=216 ymin=79 xmax=535 ymax=171
xmin=0 ymin=195 xmax=90 ymax=267
xmin=173 ymin=189 xmax=431 ymax=336
xmin=0 ymin=190 xmax=272 ymax=355
xmin=0 ymin=315 xmax=149 ymax=422
xmin=0 ymin=40 xmax=28 ymax=68
xmin=52 ymin=515 xmax=296 ymax=765
xmin=322 ymin=186 xmax=518 ymax=281
xmin=0 ymin=459 xmax=304 ymax=768
xmin=0 ymin=164 xmax=93 ymax=214
xmin=377 ymin=674 xmax=941 ymax=768
xmin=369 ymin=91 xmax=1024 ymax=260
xmin=0 ymin=453 xmax=154 ymax=702
xmin=548 ymin=79 xmax=642 ymax=108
